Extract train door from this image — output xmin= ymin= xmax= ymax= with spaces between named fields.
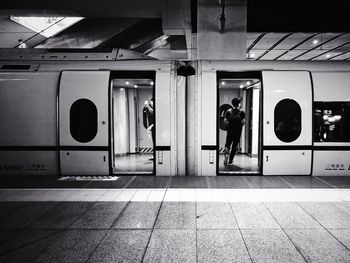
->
xmin=110 ymin=72 xmax=155 ymax=175
xmin=262 ymin=71 xmax=312 ymax=175
xmin=217 ymin=72 xmax=261 ymax=175
xmin=59 ymin=71 xmax=110 ymax=175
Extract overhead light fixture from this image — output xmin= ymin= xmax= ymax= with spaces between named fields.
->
xmin=134 ymin=85 xmax=138 ymax=88
xmin=246 ymin=81 xmax=251 ymax=85
xmin=125 ymin=81 xmax=130 ymax=85
xmin=240 ymin=84 xmax=244 ymax=89
xmin=150 ymin=81 xmax=154 ymax=85
xmin=221 ymin=81 xmax=226 ymax=85
xmin=312 ymin=39 xmax=319 ymax=45
xmin=325 ymin=54 xmax=331 ymax=58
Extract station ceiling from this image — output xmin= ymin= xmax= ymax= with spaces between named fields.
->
xmin=0 ymin=0 xmax=349 ymax=60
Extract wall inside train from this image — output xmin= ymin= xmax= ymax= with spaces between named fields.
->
xmin=113 ymin=87 xmax=153 ymax=155
xmin=0 ymin=72 xmax=59 ymax=175
xmin=113 ymin=87 xmax=130 ymax=155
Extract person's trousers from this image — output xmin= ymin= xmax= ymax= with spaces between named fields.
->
xmin=225 ymin=132 xmax=240 ymax=163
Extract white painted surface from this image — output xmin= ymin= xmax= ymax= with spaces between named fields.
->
xmin=313 ymin=72 xmax=350 ymax=101
xmin=201 ymin=150 xmax=216 ymax=176
xmin=313 ymin=151 xmax=350 ymax=176
xmin=59 ymin=71 xmax=110 ymax=147
xmin=0 ymin=151 xmax=58 ymax=175
xmin=263 ymin=150 xmax=312 ymax=175
xmin=176 ymin=76 xmax=186 ymax=176
xmin=155 ymin=72 xmax=171 ymax=147
xmin=252 ymin=88 xmax=260 ymax=155
xmin=0 ymin=72 xmax=59 ymax=146
xmin=262 ymin=71 xmax=312 ymax=146
xmin=156 ymin=150 xmax=171 ymax=176
xmin=262 ymin=71 xmax=312 ymax=175
xmin=200 ymin=71 xmax=217 ymax=176
xmin=59 ymin=71 xmax=110 ymax=175
xmin=155 ymin=71 xmax=173 ymax=176
xmin=201 ymin=71 xmax=217 ymax=146
xmin=186 ymin=75 xmax=197 ymax=176
xmin=60 ymin=151 xmax=109 ymax=175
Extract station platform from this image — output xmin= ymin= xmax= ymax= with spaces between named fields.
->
xmin=0 ymin=175 xmax=350 ymax=262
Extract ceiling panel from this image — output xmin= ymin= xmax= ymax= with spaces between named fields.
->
xmin=256 ymin=50 xmax=287 ymax=60
xmin=250 ymin=33 xmax=291 ymax=50
xmin=329 ymin=52 xmax=350 ymax=61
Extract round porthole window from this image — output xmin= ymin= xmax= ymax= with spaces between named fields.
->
xmin=274 ymin=99 xmax=301 ymax=143
xmin=70 ymin=99 xmax=98 ymax=143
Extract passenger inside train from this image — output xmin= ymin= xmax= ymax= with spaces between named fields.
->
xmin=112 ymin=77 xmax=155 ymax=174
xmin=218 ymin=75 xmax=261 ymax=174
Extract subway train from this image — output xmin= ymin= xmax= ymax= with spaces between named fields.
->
xmin=0 ymin=49 xmax=349 ymax=177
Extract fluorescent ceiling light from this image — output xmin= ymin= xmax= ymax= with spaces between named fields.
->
xmin=10 ymin=16 xmax=84 ymax=38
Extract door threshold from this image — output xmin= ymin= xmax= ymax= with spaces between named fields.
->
xmin=219 ymin=171 xmax=261 ymax=175
xmin=112 ymin=171 xmax=153 ymax=175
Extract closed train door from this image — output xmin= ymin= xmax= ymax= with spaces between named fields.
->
xmin=59 ymin=71 xmax=110 ymax=175
xmin=262 ymin=71 xmax=312 ymax=175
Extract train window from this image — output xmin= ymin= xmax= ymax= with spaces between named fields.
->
xmin=314 ymin=102 xmax=350 ymax=142
xmin=274 ymin=99 xmax=301 ymax=143
xmin=70 ymin=99 xmax=98 ymax=143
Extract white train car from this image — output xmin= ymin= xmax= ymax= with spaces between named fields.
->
xmin=0 ymin=49 xmax=349 ymax=176
xmin=193 ymin=60 xmax=350 ymax=176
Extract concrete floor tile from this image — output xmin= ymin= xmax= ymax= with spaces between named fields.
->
xmin=114 ymin=202 xmax=161 ymax=229
xmin=71 ymin=202 xmax=127 ymax=229
xmin=197 ymin=230 xmax=251 ymax=263
xmin=231 ymin=203 xmax=280 ymax=229
xmin=299 ymin=202 xmax=350 ymax=228
xmin=143 ymin=229 xmax=196 ymax=263
xmin=333 ymin=202 xmax=350 ymax=216
xmin=155 ymin=202 xmax=196 ymax=229
xmin=0 ymin=230 xmax=61 ymax=263
xmin=87 ymin=230 xmax=151 ymax=263
xmin=31 ymin=202 xmax=92 ymax=229
xmin=0 ymin=229 xmax=58 ymax=255
xmin=265 ymin=202 xmax=322 ymax=229
xmin=169 ymin=177 xmax=208 ymax=188
xmin=0 ymin=202 xmax=58 ymax=229
xmin=33 ymin=230 xmax=106 ymax=263
xmin=285 ymin=229 xmax=350 ymax=263
xmin=241 ymin=229 xmax=305 ymax=263
xmin=328 ymin=229 xmax=350 ymax=250
xmin=0 ymin=202 xmax=24 ymax=218
xmin=127 ymin=176 xmax=170 ymax=188
xmin=197 ymin=202 xmax=238 ymax=229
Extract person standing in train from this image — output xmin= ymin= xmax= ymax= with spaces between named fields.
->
xmin=224 ymin=98 xmax=246 ymax=166
xmin=143 ymin=98 xmax=155 ymax=145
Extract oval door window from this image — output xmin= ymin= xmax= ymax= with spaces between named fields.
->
xmin=70 ymin=99 xmax=98 ymax=143
xmin=274 ymin=99 xmax=301 ymax=143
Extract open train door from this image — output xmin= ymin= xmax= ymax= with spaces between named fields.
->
xmin=59 ymin=71 xmax=110 ymax=175
xmin=262 ymin=71 xmax=312 ymax=175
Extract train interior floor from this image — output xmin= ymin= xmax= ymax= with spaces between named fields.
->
xmin=0 ymin=176 xmax=350 ymax=262
xmin=113 ymin=153 xmax=153 ymax=174
xmin=219 ymin=153 xmax=259 ymax=174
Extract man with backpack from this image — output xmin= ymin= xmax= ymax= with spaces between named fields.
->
xmin=224 ymin=97 xmax=246 ymax=166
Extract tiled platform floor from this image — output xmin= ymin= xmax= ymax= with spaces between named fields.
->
xmin=0 ymin=176 xmax=350 ymax=262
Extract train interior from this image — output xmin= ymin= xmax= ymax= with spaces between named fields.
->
xmin=218 ymin=75 xmax=261 ymax=175
xmin=111 ymin=76 xmax=155 ymax=174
